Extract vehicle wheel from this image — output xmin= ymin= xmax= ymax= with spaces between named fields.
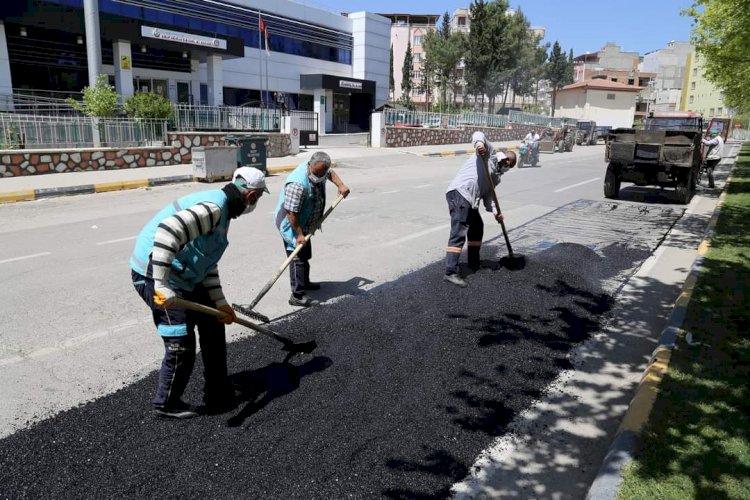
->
xmin=675 ymin=171 xmax=694 ymax=204
xmin=604 ymin=164 xmax=620 ymax=199
xmin=531 ymin=156 xmax=538 ymax=168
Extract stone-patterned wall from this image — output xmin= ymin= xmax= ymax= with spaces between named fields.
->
xmin=0 ymin=132 xmax=291 ymax=177
xmin=384 ymin=124 xmax=540 ymax=147
xmin=167 ymin=132 xmax=290 ymax=163
xmin=0 ymin=148 xmax=175 ymax=177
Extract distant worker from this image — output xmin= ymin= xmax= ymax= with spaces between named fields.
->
xmin=443 ymin=132 xmax=517 ymax=287
xmin=275 ymin=152 xmax=350 ymax=307
xmin=523 ymin=129 xmax=540 ymax=144
xmin=701 ymin=128 xmax=724 ymax=188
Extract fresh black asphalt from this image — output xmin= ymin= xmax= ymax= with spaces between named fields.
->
xmin=0 ymin=201 xmax=679 ymax=499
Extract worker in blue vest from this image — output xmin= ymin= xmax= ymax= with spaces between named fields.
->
xmin=130 ymin=167 xmax=269 ymax=419
xmin=274 ymin=152 xmax=350 ymax=307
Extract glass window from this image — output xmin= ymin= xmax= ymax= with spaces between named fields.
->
xmin=689 ymin=95 xmax=694 ymax=104
xmin=607 ymin=93 xmax=615 ymax=100
xmin=717 ymin=107 xmax=723 ymax=115
xmin=691 ymin=82 xmax=695 ymax=89
xmin=413 ymin=35 xmax=422 ymax=45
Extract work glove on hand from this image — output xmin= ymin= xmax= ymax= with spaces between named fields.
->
xmin=154 ymin=284 xmax=176 ymax=307
xmin=217 ymin=304 xmax=236 ymax=325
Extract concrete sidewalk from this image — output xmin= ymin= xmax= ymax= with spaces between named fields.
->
xmin=0 ymin=140 xmax=521 ymax=203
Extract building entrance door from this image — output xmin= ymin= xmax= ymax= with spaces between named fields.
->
xmin=177 ymin=82 xmax=191 ymax=103
xmin=333 ymin=93 xmax=350 ymax=133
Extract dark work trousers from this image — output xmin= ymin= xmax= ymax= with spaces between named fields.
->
xmin=132 ymin=269 xmax=231 ymax=409
xmin=286 ymin=239 xmax=313 ymax=298
xmin=445 ymin=190 xmax=484 ymax=275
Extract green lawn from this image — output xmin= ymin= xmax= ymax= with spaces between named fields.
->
xmin=619 ymin=144 xmax=750 ymax=499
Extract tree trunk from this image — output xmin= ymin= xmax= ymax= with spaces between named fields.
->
xmin=550 ymin=88 xmax=556 ymax=117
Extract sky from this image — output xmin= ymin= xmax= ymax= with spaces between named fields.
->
xmin=298 ymin=0 xmax=696 ymax=56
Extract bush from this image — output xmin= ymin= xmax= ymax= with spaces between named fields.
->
xmin=124 ymin=92 xmax=174 ymax=120
xmin=67 ymin=74 xmax=119 ymax=118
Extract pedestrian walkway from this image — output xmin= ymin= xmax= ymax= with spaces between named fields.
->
xmin=0 ymin=140 xmax=521 ymax=204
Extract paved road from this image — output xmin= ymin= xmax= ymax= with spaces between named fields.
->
xmin=0 ymin=143 xmax=735 ymax=497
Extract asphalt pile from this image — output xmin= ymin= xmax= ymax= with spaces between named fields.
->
xmin=0 ymin=242 xmax=654 ymax=499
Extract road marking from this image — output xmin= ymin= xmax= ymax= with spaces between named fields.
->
xmin=553 ymin=177 xmax=601 ymax=193
xmin=415 ymin=184 xmax=432 ymax=189
xmin=96 ymin=236 xmax=137 ymax=246
xmin=0 ymin=252 xmax=52 ymax=265
xmin=0 ymin=319 xmax=144 ymax=366
xmin=381 ymin=224 xmax=450 ymax=247
xmin=382 ymin=190 xmax=400 ymax=195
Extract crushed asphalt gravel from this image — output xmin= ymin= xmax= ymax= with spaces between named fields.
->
xmin=0 ymin=201 xmax=681 ymax=499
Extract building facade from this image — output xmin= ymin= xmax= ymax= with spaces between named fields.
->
xmin=640 ymin=40 xmax=692 ymax=113
xmin=0 ymin=0 xmax=390 ymax=133
xmin=554 ymin=79 xmax=641 ymax=128
xmin=573 ymin=43 xmax=655 ymax=120
xmin=680 ymin=49 xmax=728 ymax=119
xmin=379 ymin=12 xmax=439 ymax=110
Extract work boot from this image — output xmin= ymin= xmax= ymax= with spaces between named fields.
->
xmin=443 ymin=273 xmax=468 ymax=288
xmin=303 ymin=262 xmax=320 ymax=290
xmin=288 ymin=294 xmax=320 ymax=307
xmin=468 ymin=248 xmax=481 ymax=271
xmin=153 ymin=400 xmax=198 ymax=419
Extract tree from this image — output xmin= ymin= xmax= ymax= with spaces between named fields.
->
xmin=400 ymin=40 xmax=414 ymax=109
xmin=389 ymin=45 xmax=395 ymax=100
xmin=546 ymin=41 xmax=574 ymax=116
xmin=124 ymin=92 xmax=174 ymax=120
xmin=464 ymin=0 xmax=492 ymax=111
xmin=423 ymin=12 xmax=467 ymax=110
xmin=685 ymin=0 xmax=750 ymax=112
xmin=67 ymin=74 xmax=119 ymax=118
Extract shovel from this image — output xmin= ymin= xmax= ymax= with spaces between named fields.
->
xmin=173 ymin=297 xmax=317 ymax=355
xmin=479 ymin=152 xmax=527 ymax=270
xmin=233 ymin=193 xmax=346 ymax=323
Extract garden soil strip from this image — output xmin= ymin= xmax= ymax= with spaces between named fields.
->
xmin=0 ymin=201 xmax=680 ymax=499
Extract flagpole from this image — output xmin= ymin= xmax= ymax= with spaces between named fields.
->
xmin=258 ymin=13 xmax=264 ymax=109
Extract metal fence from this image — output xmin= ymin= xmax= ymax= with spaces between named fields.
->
xmin=0 ymin=93 xmax=82 ymax=117
xmin=0 ymin=114 xmax=168 ymax=149
xmin=507 ymin=110 xmax=575 ymax=128
xmin=383 ymin=109 xmax=508 ymax=129
xmin=174 ymin=104 xmax=283 ymax=132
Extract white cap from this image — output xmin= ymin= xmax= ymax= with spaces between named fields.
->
xmin=233 ymin=167 xmax=269 ymax=194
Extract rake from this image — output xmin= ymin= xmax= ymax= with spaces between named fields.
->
xmin=174 ymin=297 xmax=317 ymax=355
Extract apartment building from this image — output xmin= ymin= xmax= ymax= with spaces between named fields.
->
xmin=640 ymin=40 xmax=692 ymax=113
xmin=680 ymin=49 xmax=729 ymax=118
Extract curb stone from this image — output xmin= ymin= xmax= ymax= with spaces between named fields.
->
xmin=0 ymin=164 xmax=301 ymax=204
xmin=585 ymin=164 xmax=734 ymax=500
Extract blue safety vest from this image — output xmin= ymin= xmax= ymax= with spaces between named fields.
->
xmin=274 ymin=161 xmax=326 ymax=251
xmin=130 ymin=190 xmax=230 ymax=291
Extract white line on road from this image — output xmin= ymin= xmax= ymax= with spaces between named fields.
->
xmin=415 ymin=184 xmax=432 ymax=189
xmin=0 ymin=319 xmax=145 ymax=366
xmin=0 ymin=252 xmax=52 ymax=265
xmin=381 ymin=224 xmax=451 ymax=247
xmin=96 ymin=236 xmax=137 ymax=246
xmin=382 ymin=190 xmax=400 ymax=195
xmin=553 ymin=177 xmax=601 ymax=193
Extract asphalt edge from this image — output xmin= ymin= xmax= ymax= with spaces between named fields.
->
xmin=585 ymin=171 xmax=733 ymax=500
xmin=0 ymin=164 xmax=300 ymax=204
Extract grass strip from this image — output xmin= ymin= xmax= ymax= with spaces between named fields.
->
xmin=619 ymin=144 xmax=750 ymax=499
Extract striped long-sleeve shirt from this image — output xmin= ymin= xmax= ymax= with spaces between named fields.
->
xmin=151 ymin=201 xmax=227 ymax=307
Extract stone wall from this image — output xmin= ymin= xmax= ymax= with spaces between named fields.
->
xmin=383 ymin=123 xmax=540 ymax=148
xmin=0 ymin=132 xmax=291 ymax=178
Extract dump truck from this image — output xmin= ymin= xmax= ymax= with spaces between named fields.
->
xmin=604 ymin=112 xmax=703 ymax=204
